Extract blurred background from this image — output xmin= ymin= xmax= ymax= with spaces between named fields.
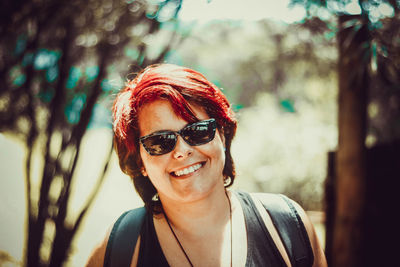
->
xmin=1 ymin=0 xmax=399 ymax=266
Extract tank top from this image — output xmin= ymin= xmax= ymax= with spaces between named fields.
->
xmin=137 ymin=191 xmax=289 ymax=266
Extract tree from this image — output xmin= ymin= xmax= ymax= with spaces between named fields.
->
xmin=0 ymin=0 xmax=183 ymax=266
xmin=335 ymin=14 xmax=369 ymax=267
xmin=290 ymin=0 xmax=400 ymax=266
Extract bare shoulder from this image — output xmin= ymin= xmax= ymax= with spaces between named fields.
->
xmin=84 ymin=227 xmax=141 ymax=267
xmin=288 ymin=199 xmax=328 ymax=267
xmin=85 ymin=228 xmax=111 ymax=267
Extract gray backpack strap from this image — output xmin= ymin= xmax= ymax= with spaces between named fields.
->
xmin=254 ymin=193 xmax=314 ymax=267
xmin=104 ymin=207 xmax=146 ymax=267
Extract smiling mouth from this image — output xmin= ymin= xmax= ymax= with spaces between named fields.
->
xmin=171 ymin=162 xmax=205 ymax=177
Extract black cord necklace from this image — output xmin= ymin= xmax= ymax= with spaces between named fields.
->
xmin=163 ymin=190 xmax=233 ymax=267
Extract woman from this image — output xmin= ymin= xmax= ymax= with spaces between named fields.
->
xmin=86 ymin=64 xmax=327 ymax=267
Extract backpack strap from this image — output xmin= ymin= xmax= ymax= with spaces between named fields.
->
xmin=253 ymin=193 xmax=314 ymax=267
xmin=103 ymin=207 xmax=146 ymax=267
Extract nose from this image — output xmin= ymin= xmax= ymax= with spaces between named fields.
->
xmin=172 ymin=135 xmax=193 ymax=159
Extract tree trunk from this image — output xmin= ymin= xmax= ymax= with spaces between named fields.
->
xmin=333 ymin=14 xmax=369 ymax=267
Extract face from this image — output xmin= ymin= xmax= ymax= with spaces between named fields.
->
xmin=138 ymin=100 xmax=226 ymax=203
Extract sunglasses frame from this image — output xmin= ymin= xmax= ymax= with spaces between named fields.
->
xmin=139 ymin=118 xmax=217 ymax=156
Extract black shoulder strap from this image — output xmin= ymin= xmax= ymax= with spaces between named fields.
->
xmin=253 ymin=193 xmax=314 ymax=267
xmin=103 ymin=207 xmax=146 ymax=267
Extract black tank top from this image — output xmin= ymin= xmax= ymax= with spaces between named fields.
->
xmin=137 ymin=191 xmax=288 ymax=266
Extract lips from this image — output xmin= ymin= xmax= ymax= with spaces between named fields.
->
xmin=170 ymin=162 xmax=204 ymax=177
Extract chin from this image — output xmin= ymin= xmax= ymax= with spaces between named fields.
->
xmin=176 ymin=182 xmax=222 ymax=203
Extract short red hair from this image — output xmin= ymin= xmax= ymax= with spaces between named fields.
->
xmin=113 ymin=64 xmax=237 ymax=212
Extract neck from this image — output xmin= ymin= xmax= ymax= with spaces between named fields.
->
xmin=159 ymin=186 xmax=231 ymax=234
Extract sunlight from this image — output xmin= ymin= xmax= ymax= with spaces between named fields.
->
xmin=178 ymin=0 xmax=306 ymax=23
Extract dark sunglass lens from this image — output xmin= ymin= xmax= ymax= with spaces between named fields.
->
xmin=182 ymin=120 xmax=216 ymax=146
xmin=141 ymin=133 xmax=177 ymax=155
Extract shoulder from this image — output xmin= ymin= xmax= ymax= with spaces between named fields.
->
xmin=85 ymin=229 xmax=142 ymax=267
xmin=85 ymin=208 xmax=146 ymax=267
xmin=287 ymin=198 xmax=328 ymax=267
xmin=250 ymin=192 xmax=327 ymax=267
xmin=85 ymin=228 xmax=110 ymax=267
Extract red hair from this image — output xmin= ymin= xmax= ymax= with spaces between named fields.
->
xmin=113 ymin=64 xmax=237 ymax=212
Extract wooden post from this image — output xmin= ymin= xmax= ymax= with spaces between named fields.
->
xmin=334 ymin=14 xmax=369 ymax=267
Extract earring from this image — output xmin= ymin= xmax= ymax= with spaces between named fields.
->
xmin=152 ymin=192 xmax=159 ymax=201
xmin=224 ymin=176 xmax=231 ymax=186
xmin=141 ymin=168 xmax=148 ymax=177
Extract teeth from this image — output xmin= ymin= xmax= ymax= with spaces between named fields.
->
xmin=174 ymin=163 xmax=202 ymax=177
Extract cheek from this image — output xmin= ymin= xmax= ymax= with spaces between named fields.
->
xmin=139 ymin=147 xmax=156 ymax=174
xmin=207 ymin=136 xmax=226 ymax=164
xmin=210 ymin=145 xmax=226 ymax=175
xmin=138 ymin=147 xmax=148 ymax=167
xmin=140 ymin=147 xmax=169 ymax=176
xmin=218 ymin=146 xmax=226 ymax=165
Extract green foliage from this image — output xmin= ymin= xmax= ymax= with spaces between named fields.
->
xmin=280 ymin=99 xmax=296 ymax=113
xmin=290 ymin=0 xmax=397 ymax=20
xmin=0 ymin=0 xmax=184 ymax=134
xmin=290 ymin=0 xmax=400 ymax=144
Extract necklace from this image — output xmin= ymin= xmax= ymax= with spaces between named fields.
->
xmin=163 ymin=190 xmax=233 ymax=267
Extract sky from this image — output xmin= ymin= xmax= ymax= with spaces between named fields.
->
xmin=177 ymin=0 xmax=394 ymax=23
xmin=178 ymin=0 xmax=307 ymax=23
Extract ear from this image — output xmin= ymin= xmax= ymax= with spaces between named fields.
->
xmin=136 ymin=155 xmax=148 ymax=177
xmin=141 ymin=167 xmax=148 ymax=177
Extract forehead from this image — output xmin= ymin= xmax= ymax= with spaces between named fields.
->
xmin=138 ymin=100 xmax=209 ymax=135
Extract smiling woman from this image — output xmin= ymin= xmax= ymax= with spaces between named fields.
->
xmin=137 ymin=100 xmax=227 ymax=205
xmin=85 ymin=64 xmax=327 ymax=267
xmin=113 ymin=64 xmax=237 ymax=214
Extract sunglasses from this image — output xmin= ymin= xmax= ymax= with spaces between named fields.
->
xmin=139 ymin=118 xmax=217 ymax=156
